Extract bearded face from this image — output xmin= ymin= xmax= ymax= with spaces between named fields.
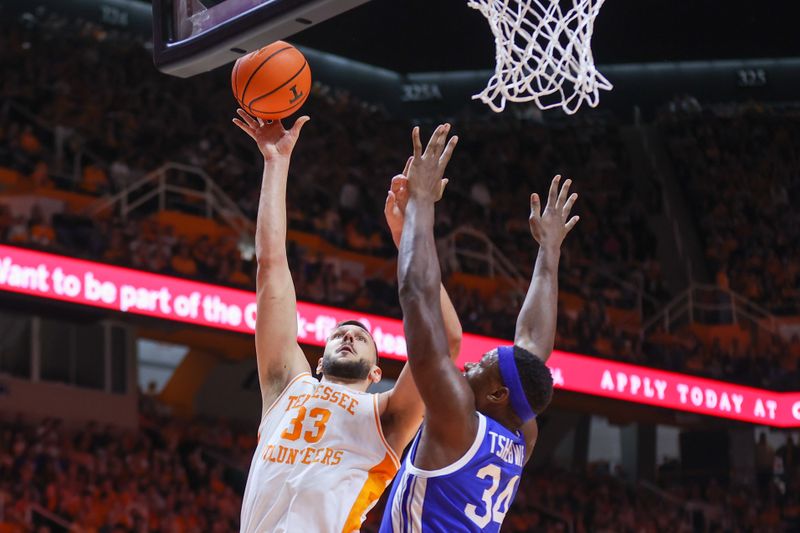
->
xmin=320 ymin=323 xmax=378 ymax=381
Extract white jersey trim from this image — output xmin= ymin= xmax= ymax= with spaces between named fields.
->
xmin=372 ymin=394 xmax=401 ymax=469
xmin=259 ymin=371 xmax=312 ymax=421
xmin=405 ymin=412 xmax=486 ymax=478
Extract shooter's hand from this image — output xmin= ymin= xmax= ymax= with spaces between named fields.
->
xmin=232 ymin=108 xmax=309 ymax=161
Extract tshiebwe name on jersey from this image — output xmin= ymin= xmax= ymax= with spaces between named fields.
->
xmin=286 ymin=384 xmax=359 ymax=415
xmin=488 ymin=431 xmax=524 ymax=467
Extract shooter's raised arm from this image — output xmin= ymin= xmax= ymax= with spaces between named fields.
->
xmin=233 ymin=109 xmax=311 ymax=410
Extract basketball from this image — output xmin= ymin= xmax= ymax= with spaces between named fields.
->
xmin=232 ymin=41 xmax=311 ymax=120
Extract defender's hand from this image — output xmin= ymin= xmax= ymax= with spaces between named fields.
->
xmin=384 ymin=159 xmax=411 ymax=247
xmin=406 ymin=124 xmax=457 ymax=202
xmin=529 ymin=175 xmax=579 ymax=249
xmin=385 ymin=157 xmax=448 ymax=246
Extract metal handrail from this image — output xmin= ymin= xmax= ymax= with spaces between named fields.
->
xmin=638 ymin=480 xmax=686 ymax=507
xmin=443 ymin=225 xmax=528 ymax=289
xmin=443 ymin=226 xmax=658 ymax=322
xmin=26 ymin=503 xmax=78 ymax=532
xmin=85 ymin=161 xmax=255 ymax=238
xmin=1 ymin=100 xmax=53 ymax=140
xmin=642 ymin=283 xmax=778 ymax=335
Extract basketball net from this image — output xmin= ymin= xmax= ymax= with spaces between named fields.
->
xmin=469 ymin=0 xmax=612 ymax=115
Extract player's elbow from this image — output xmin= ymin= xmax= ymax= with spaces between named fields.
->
xmin=448 ymin=332 xmax=462 ymax=360
xmin=398 ymin=275 xmax=438 ymax=306
xmin=398 ymin=281 xmax=422 ymax=309
xmin=513 ymin=331 xmax=532 ymax=350
xmin=514 ymin=333 xmax=550 ymax=361
xmin=255 ymin=247 xmax=287 ymax=270
xmin=398 ymin=260 xmax=439 ymax=298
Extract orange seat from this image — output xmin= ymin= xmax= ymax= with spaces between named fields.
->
xmin=0 ymin=167 xmax=22 ymax=186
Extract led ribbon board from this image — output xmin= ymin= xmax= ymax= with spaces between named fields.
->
xmin=1 ymin=245 xmax=798 ymax=427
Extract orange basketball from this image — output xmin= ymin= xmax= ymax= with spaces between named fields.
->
xmin=231 ymin=41 xmax=311 ymax=120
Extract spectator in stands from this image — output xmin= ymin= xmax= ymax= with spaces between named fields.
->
xmin=6 ymin=215 xmax=28 ymax=244
xmin=0 ymin=205 xmax=11 ymax=240
xmin=18 ymin=125 xmax=41 ymax=155
xmin=158 ymin=225 xmax=178 ymax=257
xmin=29 ymin=160 xmax=51 ymax=188
xmin=661 ymin=104 xmax=800 ymax=315
xmin=778 ymin=435 xmax=798 ymax=482
xmin=756 ymin=433 xmax=776 ymax=496
xmin=171 ymin=241 xmax=198 ymax=277
xmin=28 ymin=205 xmax=54 ymax=247
xmin=224 ymin=254 xmax=252 ymax=287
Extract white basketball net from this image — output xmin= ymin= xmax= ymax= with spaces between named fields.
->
xmin=468 ymin=0 xmax=612 ymax=115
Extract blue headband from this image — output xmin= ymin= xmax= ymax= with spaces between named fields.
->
xmin=497 ymin=345 xmax=536 ymax=423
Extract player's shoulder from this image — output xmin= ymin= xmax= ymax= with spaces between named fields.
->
xmin=283 ymin=371 xmax=319 ymax=394
xmin=375 ymin=389 xmax=391 ymax=415
xmin=483 ymin=412 xmax=523 ymax=435
xmin=261 ymin=371 xmax=317 ymax=417
xmin=280 ymin=370 xmax=318 ymax=391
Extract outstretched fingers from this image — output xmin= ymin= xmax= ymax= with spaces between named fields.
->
xmin=391 ymin=174 xmax=405 ymax=192
xmin=424 ymin=124 xmax=450 ymax=158
xmin=289 ymin=115 xmax=310 ymax=137
xmin=236 ymin=108 xmax=259 ymax=129
xmin=412 ymin=127 xmax=422 ymax=159
xmin=402 ymin=156 xmax=413 ymax=176
xmin=556 ymin=178 xmax=572 ymax=209
xmin=563 ymin=192 xmax=578 ymax=219
xmin=530 ymin=192 xmax=541 ymax=219
xmin=232 ymin=118 xmax=256 ymax=140
xmin=440 ymin=135 xmax=458 ymax=166
xmin=390 ymin=174 xmax=410 ymax=212
xmin=565 ymin=215 xmax=580 ymax=233
xmin=437 ymin=178 xmax=449 ymax=200
xmin=547 ymin=175 xmax=561 ymax=207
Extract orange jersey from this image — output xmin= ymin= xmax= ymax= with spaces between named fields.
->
xmin=240 ymin=373 xmax=400 ymax=533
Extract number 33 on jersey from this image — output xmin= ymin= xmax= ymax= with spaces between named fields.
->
xmin=241 ymin=373 xmax=400 ymax=533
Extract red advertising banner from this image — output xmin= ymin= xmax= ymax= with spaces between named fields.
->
xmin=1 ymin=244 xmax=799 ymax=427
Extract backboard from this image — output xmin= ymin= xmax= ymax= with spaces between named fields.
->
xmin=152 ymin=0 xmax=370 ymax=77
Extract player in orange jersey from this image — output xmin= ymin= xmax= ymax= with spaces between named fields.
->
xmin=232 ymin=109 xmax=460 ymax=532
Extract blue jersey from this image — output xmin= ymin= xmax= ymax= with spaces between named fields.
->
xmin=379 ymin=413 xmax=526 ymax=533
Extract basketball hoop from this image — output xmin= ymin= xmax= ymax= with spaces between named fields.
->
xmin=469 ymin=0 xmax=612 ymax=115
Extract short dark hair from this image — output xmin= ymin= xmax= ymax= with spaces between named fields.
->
xmin=512 ymin=345 xmax=554 ymax=415
xmin=337 ymin=320 xmax=371 ymax=332
xmin=336 ymin=320 xmax=378 ymax=360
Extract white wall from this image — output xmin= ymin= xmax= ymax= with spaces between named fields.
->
xmin=0 ymin=375 xmax=137 ymax=428
xmin=588 ymin=417 xmax=682 ymax=470
xmin=588 ymin=416 xmax=622 ymax=469
xmin=656 ymin=424 xmax=681 ymax=464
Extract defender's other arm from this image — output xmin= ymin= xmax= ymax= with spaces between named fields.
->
xmin=514 ymin=175 xmax=579 ymax=460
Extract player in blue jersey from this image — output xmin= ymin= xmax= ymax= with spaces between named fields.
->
xmin=379 ymin=124 xmax=578 ymax=532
